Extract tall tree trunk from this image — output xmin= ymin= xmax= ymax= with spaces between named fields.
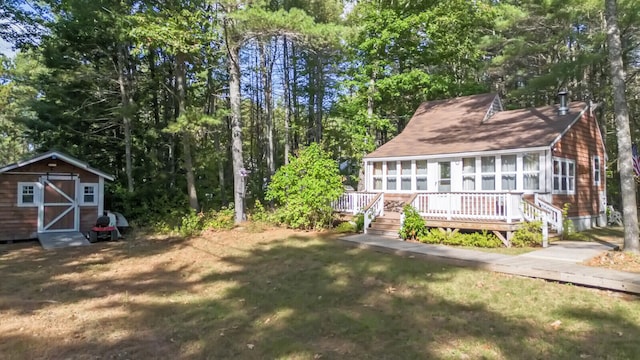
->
xmin=260 ymin=42 xmax=275 ymax=178
xmin=606 ymin=0 xmax=639 ymax=253
xmin=283 ymin=37 xmax=291 ymax=165
xmin=307 ymin=54 xmax=316 ymax=144
xmin=358 ymin=72 xmax=376 ymax=192
xmin=292 ymin=42 xmax=300 ymax=152
xmin=228 ymin=43 xmax=245 ymax=223
xmin=116 ymin=46 xmax=134 ymax=193
xmin=315 ymin=55 xmax=323 ymax=143
xmin=176 ymin=52 xmax=199 ymax=211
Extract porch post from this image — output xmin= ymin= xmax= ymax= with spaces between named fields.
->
xmin=506 ymin=193 xmax=511 ymax=223
xmin=447 ymin=193 xmax=452 ymax=220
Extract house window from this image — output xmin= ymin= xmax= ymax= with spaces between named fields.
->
xmin=386 ymin=161 xmax=397 ymax=190
xmin=373 ymin=162 xmax=383 ymax=190
xmin=481 ymin=156 xmax=496 ymax=190
xmin=593 ymin=156 xmax=601 ymax=186
xmin=400 ymin=161 xmax=412 ymax=190
xmin=523 ymin=153 xmax=540 ymax=190
xmin=501 ymin=155 xmax=517 ymax=191
xmin=462 ymin=158 xmax=476 ymax=191
xmin=416 ymin=160 xmax=428 ymax=191
xmin=80 ymin=183 xmax=98 ymax=206
xmin=553 ymin=158 xmax=575 ymax=194
xmin=17 ymin=182 xmax=39 ymax=207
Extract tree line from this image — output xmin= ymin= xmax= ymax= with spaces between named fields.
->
xmin=1 ymin=0 xmax=639 ymax=245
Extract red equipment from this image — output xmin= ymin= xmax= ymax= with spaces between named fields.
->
xmin=87 ymin=215 xmax=118 ymax=243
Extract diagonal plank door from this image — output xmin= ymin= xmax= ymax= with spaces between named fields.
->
xmin=39 ymin=177 xmax=79 ymax=232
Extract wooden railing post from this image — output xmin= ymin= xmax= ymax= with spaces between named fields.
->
xmin=505 ymin=193 xmax=511 ymax=223
xmin=447 ymin=193 xmax=452 ymax=220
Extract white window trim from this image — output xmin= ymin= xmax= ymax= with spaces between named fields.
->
xmin=415 ymin=160 xmax=428 ymax=191
xmin=552 ymin=157 xmax=576 ymax=195
xmin=480 ymin=156 xmax=496 ymax=191
xmin=593 ymin=155 xmax=601 ymax=186
xmin=80 ymin=183 xmax=99 ymax=206
xmin=500 ymin=154 xmax=517 ymax=191
xmin=522 ymin=153 xmax=541 ymax=191
xmin=462 ymin=157 xmax=477 ymax=191
xmin=17 ymin=182 xmax=41 ymax=207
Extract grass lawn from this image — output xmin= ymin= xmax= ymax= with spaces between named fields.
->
xmin=1 ymin=228 xmax=639 ymax=359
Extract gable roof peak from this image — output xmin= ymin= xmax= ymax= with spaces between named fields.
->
xmin=481 ymin=94 xmax=504 ymax=124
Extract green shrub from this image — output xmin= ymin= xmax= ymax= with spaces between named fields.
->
xmin=399 ymin=205 xmax=427 ymax=240
xmin=561 ymin=203 xmax=575 ymax=239
xmin=511 ymin=221 xmax=542 ymax=247
xmin=265 ymin=143 xmax=343 ymax=229
xmin=464 ymin=230 xmax=503 ymax=248
xmin=419 ymin=228 xmax=449 ymax=244
xmin=418 ymin=228 xmax=502 ymax=248
xmin=248 ymin=201 xmax=279 ymax=225
xmin=202 ymin=206 xmax=235 ymax=231
xmin=179 ymin=209 xmax=204 ymax=237
xmin=354 ymin=213 xmax=365 ymax=233
xmin=335 ymin=221 xmax=357 ymax=233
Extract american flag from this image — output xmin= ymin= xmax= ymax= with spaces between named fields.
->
xmin=633 ymin=144 xmax=640 ymax=176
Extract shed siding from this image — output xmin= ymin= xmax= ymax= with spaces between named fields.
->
xmin=80 ymin=207 xmax=99 ymax=233
xmin=0 ymin=173 xmax=40 ymax=240
xmin=551 ymin=110 xmax=605 ymax=218
xmin=1 ymin=157 xmax=104 ymax=241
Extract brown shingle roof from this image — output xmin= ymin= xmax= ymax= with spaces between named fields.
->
xmin=365 ymin=93 xmax=587 ymax=159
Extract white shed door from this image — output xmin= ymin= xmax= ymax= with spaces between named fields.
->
xmin=39 ymin=177 xmax=79 ymax=232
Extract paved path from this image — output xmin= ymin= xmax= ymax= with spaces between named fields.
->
xmin=340 ymin=234 xmax=640 ymax=295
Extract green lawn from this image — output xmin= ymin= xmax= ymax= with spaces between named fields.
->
xmin=1 ymin=229 xmax=638 ymax=359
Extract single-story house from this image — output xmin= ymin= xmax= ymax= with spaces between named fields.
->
xmin=0 ymin=151 xmax=114 ymax=241
xmin=335 ymin=92 xmax=607 ymax=237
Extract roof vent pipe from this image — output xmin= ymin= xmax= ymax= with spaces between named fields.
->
xmin=558 ymin=90 xmax=569 ymax=115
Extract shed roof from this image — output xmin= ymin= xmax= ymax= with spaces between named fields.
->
xmin=365 ymin=93 xmax=588 ymax=159
xmin=0 ymin=150 xmax=115 ymax=180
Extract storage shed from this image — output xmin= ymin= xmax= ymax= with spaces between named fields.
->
xmin=0 ymin=151 xmax=114 ymax=242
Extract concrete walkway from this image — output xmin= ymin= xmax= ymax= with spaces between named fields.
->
xmin=340 ymin=234 xmax=640 ymax=294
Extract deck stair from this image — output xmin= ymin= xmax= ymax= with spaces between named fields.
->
xmin=368 ymin=194 xmax=414 ymax=237
xmin=368 ymin=211 xmax=402 ymax=238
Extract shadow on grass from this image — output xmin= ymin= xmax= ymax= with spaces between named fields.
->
xmin=1 ymin=231 xmax=639 ymax=359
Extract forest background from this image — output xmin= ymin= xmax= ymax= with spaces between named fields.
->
xmin=1 ymin=0 xmax=639 ymax=226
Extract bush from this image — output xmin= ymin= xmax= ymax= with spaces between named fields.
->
xmin=511 ymin=221 xmax=542 ymax=247
xmin=354 ymin=213 xmax=365 ymax=233
xmin=202 ymin=206 xmax=235 ymax=231
xmin=266 ymin=143 xmax=343 ymax=229
xmin=561 ymin=203 xmax=575 ymax=239
xmin=179 ymin=210 xmax=204 ymax=237
xmin=399 ymin=205 xmax=427 ymax=240
xmin=418 ymin=229 xmax=502 ymax=248
xmin=249 ymin=200 xmax=278 ymax=225
xmin=334 ymin=221 xmax=357 ymax=233
xmin=177 ymin=206 xmax=236 ymax=237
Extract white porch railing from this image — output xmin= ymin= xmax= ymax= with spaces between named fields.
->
xmin=333 ymin=192 xmax=378 ymax=214
xmin=364 ymin=193 xmax=384 ymax=234
xmin=534 ymin=194 xmax=563 ymax=233
xmin=410 ymin=192 xmax=524 ymax=222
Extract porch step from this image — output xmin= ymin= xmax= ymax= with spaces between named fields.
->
xmin=367 ymin=228 xmax=400 ymax=238
xmin=368 ymin=212 xmax=402 ymax=238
